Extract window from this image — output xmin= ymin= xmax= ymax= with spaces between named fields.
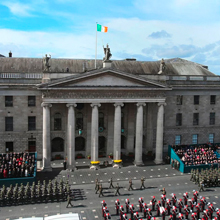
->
xmin=5 ymin=96 xmax=13 ymax=107
xmin=6 ymin=142 xmax=13 ymax=152
xmin=176 ymin=113 xmax=182 ymax=126
xmin=176 ymin=95 xmax=183 ymax=105
xmin=209 ymin=134 xmax=214 ymax=144
xmin=54 ymin=113 xmax=62 ymax=130
xmin=28 ymin=141 xmax=36 ymax=152
xmin=194 ymin=95 xmax=199 ymax=105
xmin=28 ymin=116 xmax=36 ymax=131
xmin=76 ymin=112 xmax=83 ymax=130
xmin=175 ymin=135 xmax=181 ymax=145
xmin=192 ymin=134 xmax=198 ymax=144
xmin=99 ymin=112 xmax=104 ymax=128
xmin=210 ymin=95 xmax=216 ymax=105
xmin=193 ymin=113 xmax=199 ymax=125
xmin=28 ymin=96 xmax=36 ymax=106
xmin=210 ymin=112 xmax=215 ymax=125
xmin=5 ymin=117 xmax=13 ymax=131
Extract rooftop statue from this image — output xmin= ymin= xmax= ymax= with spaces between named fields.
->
xmin=158 ymin=58 xmax=166 ymax=74
xmin=43 ymin=54 xmax=51 ymax=72
xmin=103 ymin=44 xmax=112 ymax=62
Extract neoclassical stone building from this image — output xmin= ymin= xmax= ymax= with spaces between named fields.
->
xmin=0 ymin=52 xmax=219 ymax=170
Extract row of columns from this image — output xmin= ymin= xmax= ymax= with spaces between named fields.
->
xmin=41 ymin=102 xmax=166 ymax=171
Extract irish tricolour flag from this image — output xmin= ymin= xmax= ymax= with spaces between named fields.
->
xmin=97 ymin=24 xmax=108 ymax=32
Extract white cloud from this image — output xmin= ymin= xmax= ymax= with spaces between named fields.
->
xmin=1 ymin=1 xmax=34 ymax=17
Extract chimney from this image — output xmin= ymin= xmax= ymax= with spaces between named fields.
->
xmin=9 ymin=51 xmax=12 ymax=57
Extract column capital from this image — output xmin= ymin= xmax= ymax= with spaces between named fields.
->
xmin=91 ymin=103 xmax=101 ymax=108
xmin=158 ymin=102 xmax=167 ymax=107
xmin=114 ymin=103 xmax=124 ymax=107
xmin=66 ymin=103 xmax=77 ymax=108
xmin=41 ymin=102 xmax=52 ymax=108
xmin=136 ymin=102 xmax=146 ymax=107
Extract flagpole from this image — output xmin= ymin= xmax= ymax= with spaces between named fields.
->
xmin=95 ymin=22 xmax=97 ymax=69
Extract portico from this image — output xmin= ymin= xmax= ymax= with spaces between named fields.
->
xmin=39 ymin=69 xmax=170 ymax=171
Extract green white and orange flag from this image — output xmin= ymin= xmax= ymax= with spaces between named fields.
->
xmin=97 ymin=24 xmax=108 ymax=32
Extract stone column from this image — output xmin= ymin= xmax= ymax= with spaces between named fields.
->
xmin=146 ymin=103 xmax=154 ymax=154
xmin=90 ymin=103 xmax=101 ymax=168
xmin=113 ymin=103 xmax=124 ymax=162
xmin=41 ymin=102 xmax=52 ymax=171
xmin=134 ymin=102 xmax=146 ymax=166
xmin=66 ymin=103 xmax=77 ymax=171
xmin=154 ymin=102 xmax=166 ymax=164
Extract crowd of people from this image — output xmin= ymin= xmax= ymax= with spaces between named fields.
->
xmin=0 ymin=179 xmax=71 ymax=206
xmin=102 ymin=190 xmax=220 ymax=220
xmin=172 ymin=144 xmax=220 ymax=166
xmin=0 ymin=152 xmax=36 ymax=178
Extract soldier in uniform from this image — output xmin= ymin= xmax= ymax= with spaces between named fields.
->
xmin=115 ymin=183 xmax=121 ymax=196
xmin=160 ymin=187 xmax=166 ymax=195
xmin=98 ymin=184 xmax=104 ymax=197
xmin=128 ymin=179 xmax=134 ymax=191
xmin=140 ymin=177 xmax=146 ymax=190
xmin=66 ymin=194 xmax=74 ymax=208
xmin=95 ymin=178 xmax=99 ymax=190
xmin=199 ymin=178 xmax=205 ymax=192
xmin=109 ymin=177 xmax=114 ymax=189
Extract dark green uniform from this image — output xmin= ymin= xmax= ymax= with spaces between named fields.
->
xmin=140 ymin=177 xmax=146 ymax=189
xmin=128 ymin=179 xmax=134 ymax=191
xmin=115 ymin=183 xmax=121 ymax=196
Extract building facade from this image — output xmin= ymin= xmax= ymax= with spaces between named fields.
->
xmin=0 ymin=53 xmax=219 ymax=170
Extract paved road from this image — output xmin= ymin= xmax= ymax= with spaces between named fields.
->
xmin=1 ymin=161 xmax=220 ymax=220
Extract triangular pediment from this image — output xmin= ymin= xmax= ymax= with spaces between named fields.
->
xmin=38 ymin=69 xmax=167 ymax=89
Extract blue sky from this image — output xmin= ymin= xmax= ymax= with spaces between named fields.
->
xmin=1 ymin=0 xmax=220 ymax=74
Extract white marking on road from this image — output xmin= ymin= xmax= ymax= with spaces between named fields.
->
xmin=136 ymin=170 xmax=138 ymax=172
xmin=82 ymin=181 xmax=85 ymax=183
xmin=143 ymin=170 xmax=146 ymax=172
xmin=158 ymin=175 xmax=160 ymax=177
xmin=215 ymin=196 xmax=218 ymax=198
xmin=134 ymin=177 xmax=137 ymax=179
xmin=95 ymin=216 xmax=99 ymax=219
xmin=181 ymin=173 xmax=183 ymax=175
xmin=168 ymin=184 xmax=171 ymax=186
xmin=206 ymin=197 xmax=209 ymax=199
xmin=128 ymin=171 xmax=131 ymax=173
xmin=131 ymin=198 xmax=134 ymax=200
xmin=33 ymin=207 xmax=36 ymax=209
xmin=179 ymin=193 xmax=182 ymax=195
xmin=177 ymin=183 xmax=179 ymax=185
xmin=104 ymin=173 xmax=107 ymax=175
xmin=96 ymin=173 xmax=99 ymax=175
xmin=88 ymin=174 xmax=91 ymax=176
xmin=120 ymin=172 xmax=123 ymax=173
xmin=213 ymin=202 xmax=216 ymax=204
xmin=73 ymin=182 xmax=76 ymax=184
xmin=44 ymin=215 xmax=48 ymax=217
xmin=117 ymin=179 xmax=120 ymax=180
xmin=100 ymin=180 xmax=103 ymax=182
xmin=63 ymin=176 xmax=65 ymax=178
xmin=19 ymin=218 xmax=23 ymax=219
xmin=160 ymin=185 xmax=163 ymax=187
xmin=69 ymin=212 xmax=72 ymax=214
xmin=56 ymin=205 xmax=59 ymax=208
xmin=173 ymin=174 xmax=176 ymax=175
xmin=9 ymin=210 xmax=12 ymax=212
xmin=121 ymin=199 xmax=124 ymax=201
xmin=86 ymin=192 xmax=89 ymax=194
xmin=125 ymin=178 xmax=128 ymax=180
xmin=165 ymin=168 xmax=168 ymax=170
xmin=124 ymin=188 xmax=127 ymax=190
xmin=165 ymin=174 xmax=168 ymax=176
xmin=21 ymin=209 xmax=24 ymax=211
xmin=91 ymin=181 xmax=94 ymax=183
xmin=158 ymin=169 xmax=160 ymax=170
xmin=71 ymin=175 xmax=74 ymax=177
xmin=83 ymin=217 xmax=86 ymax=220
xmin=150 ymin=176 xmax=153 ymax=178
xmin=151 ymin=169 xmax=153 ymax=171
xmin=80 ymin=175 xmax=83 ymax=176
xmin=76 ymin=162 xmax=78 ymax=164
xmin=32 ymin=217 xmax=36 ymax=218
xmin=90 ymin=202 xmax=93 ymax=204
xmin=112 ymin=172 xmax=115 ymax=174
xmin=93 ymin=210 xmax=96 ymax=212
xmin=45 ymin=206 xmax=48 ymax=208
xmin=185 ymin=183 xmax=188 ymax=184
xmin=81 ymin=211 xmax=85 ymax=213
xmin=83 ymin=161 xmax=86 ymax=163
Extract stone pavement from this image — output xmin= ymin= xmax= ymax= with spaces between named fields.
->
xmin=2 ymin=160 xmax=220 ymax=220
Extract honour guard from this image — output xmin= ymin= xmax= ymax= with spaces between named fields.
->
xmin=147 ymin=208 xmax=153 ymax=220
xmin=172 ymin=206 xmax=178 ymax=220
xmin=193 ymin=191 xmax=199 ymax=204
xmin=102 ymin=200 xmax=107 ymax=217
xmin=202 ymin=209 xmax=208 ymax=220
xmin=122 ymin=213 xmax=128 ymax=220
xmin=200 ymin=197 xmax=206 ymax=212
xmin=151 ymin=196 xmax=157 ymax=211
xmin=184 ymin=205 xmax=190 ymax=219
xmin=195 ymin=203 xmax=201 ymax=219
xmin=157 ymin=201 xmax=162 ymax=216
xmin=178 ymin=213 xmax=184 ymax=220
xmin=167 ymin=199 xmax=172 ymax=215
xmin=104 ymin=213 xmax=111 ymax=220
xmin=129 ymin=204 xmax=135 ymax=219
xmin=133 ymin=212 xmax=139 ymax=220
xmin=139 ymin=197 xmax=144 ymax=212
xmin=172 ymin=193 xmax=177 ymax=206
xmin=178 ymin=199 xmax=184 ymax=213
xmin=183 ymin=192 xmax=188 ymax=205
xmin=125 ymin=198 xmax=130 ymax=213
xmin=66 ymin=194 xmax=74 ymax=208
xmin=115 ymin=199 xmax=120 ymax=215
xmin=161 ymin=194 xmax=166 ymax=207
xmin=208 ymin=203 xmax=215 ymax=219
xmin=161 ymin=207 xmax=167 ymax=220
xmin=120 ymin=205 xmax=125 ymax=220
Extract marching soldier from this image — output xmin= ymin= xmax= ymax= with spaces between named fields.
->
xmin=151 ymin=196 xmax=157 ymax=211
xmin=184 ymin=205 xmax=190 ymax=219
xmin=98 ymin=184 xmax=104 ymax=197
xmin=125 ymin=198 xmax=130 ymax=213
xmin=128 ymin=179 xmax=134 ymax=191
xmin=119 ymin=205 xmax=125 ymax=220
xmin=172 ymin=193 xmax=177 ymax=206
xmin=161 ymin=194 xmax=166 ymax=207
xmin=101 ymin=200 xmax=107 ymax=217
xmin=133 ymin=211 xmax=139 ymax=220
xmin=95 ymin=178 xmax=99 ymax=191
xmin=66 ymin=194 xmax=74 ymax=208
xmin=183 ymin=192 xmax=188 ymax=205
xmin=115 ymin=183 xmax=121 ymax=196
xmin=199 ymin=178 xmax=205 ymax=192
xmin=129 ymin=204 xmax=135 ymax=219
xmin=109 ymin=177 xmax=114 ymax=189
xmin=140 ymin=177 xmax=146 ymax=190
xmin=138 ymin=197 xmax=144 ymax=212
xmin=156 ymin=201 xmax=162 ymax=216
xmin=166 ymin=199 xmax=172 ymax=215
xmin=178 ymin=199 xmax=183 ymax=213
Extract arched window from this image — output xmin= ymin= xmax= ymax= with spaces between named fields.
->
xmin=54 ymin=113 xmax=62 ymax=130
xmin=76 ymin=112 xmax=83 ymax=130
xmin=75 ymin=137 xmax=85 ymax=151
xmin=51 ymin=137 xmax=64 ymax=152
xmin=99 ymin=112 xmax=104 ymax=128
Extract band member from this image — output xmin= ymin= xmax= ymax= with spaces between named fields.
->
xmin=115 ymin=199 xmax=120 ymax=215
xmin=184 ymin=205 xmax=190 ymax=219
xmin=183 ymin=192 xmax=189 ymax=206
xmin=151 ymin=196 xmax=157 ymax=211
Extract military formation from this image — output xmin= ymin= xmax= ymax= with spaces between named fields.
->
xmin=102 ymin=190 xmax=220 ymax=220
xmin=0 ymin=179 xmax=72 ymax=206
xmin=190 ymin=167 xmax=220 ymax=191
xmin=95 ymin=177 xmax=147 ymax=198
